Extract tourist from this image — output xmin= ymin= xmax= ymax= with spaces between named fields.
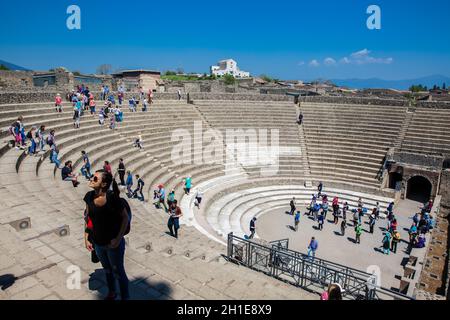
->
xmin=83 ymin=170 xmax=130 ymax=300
xmin=249 ymin=217 xmax=257 ymax=239
xmin=391 ymin=231 xmax=401 ymax=254
xmin=352 ymin=209 xmax=360 ymax=227
xmin=317 ymin=182 xmax=323 ymax=196
xmin=167 ymin=189 xmax=176 ymax=208
xmin=307 ymin=195 xmax=316 ymax=216
xmin=154 ymin=184 xmax=168 ymax=212
xmin=47 ymin=129 xmax=56 ymax=150
xmin=73 ymin=100 xmax=81 ymax=129
xmin=332 ymin=196 xmax=339 ymax=214
xmin=50 ymin=144 xmax=61 ymax=169
xmin=184 ymin=176 xmax=192 ymax=195
xmin=62 ymin=161 xmax=80 ymax=187
xmin=177 ymin=89 xmax=182 ymax=100
xmin=142 ymin=98 xmax=148 ymax=112
xmin=89 ymin=95 xmax=96 ymax=115
xmin=318 ymin=213 xmax=324 ymax=230
xmin=126 ymin=171 xmax=133 ymax=198
xmin=139 ymin=87 xmax=144 ymax=101
xmin=194 ymin=189 xmax=203 ymax=209
xmin=167 ymin=200 xmax=183 ymax=238
xmin=357 ymin=197 xmax=363 ymax=209
xmin=413 ymin=212 xmax=420 ymax=226
xmin=387 ymin=202 xmax=394 ymax=216
xmin=117 ymin=159 xmax=126 ymax=186
xmin=321 ymin=283 xmax=343 ymax=300
xmin=340 ymin=219 xmax=347 ymax=236
xmin=294 ymin=211 xmax=301 ymax=231
xmin=313 ymin=202 xmax=321 ymax=221
xmin=109 ymin=112 xmax=116 ymax=130
xmin=148 ymin=89 xmax=154 ymax=105
xmin=289 ymin=197 xmax=296 ymax=216
xmin=307 ymin=237 xmax=318 ymax=259
xmin=118 ymin=91 xmax=124 ymax=106
xmin=36 ymin=125 xmax=46 ymax=152
xmin=382 ymin=232 xmax=391 ymax=255
xmin=26 ymin=126 xmax=37 ymax=155
xmin=369 ymin=213 xmax=376 ymax=234
xmin=389 ymin=218 xmax=398 ymax=234
xmin=355 ymin=224 xmax=362 ymax=244
xmin=98 ymin=108 xmax=106 ymax=125
xmin=103 ymin=161 xmax=112 ymax=174
xmin=342 ymin=201 xmax=348 ymax=221
xmin=375 ymin=202 xmax=380 ymax=220
xmin=81 ymin=151 xmax=92 ymax=180
xmin=332 ymin=197 xmax=339 ymax=224
xmin=55 ymin=93 xmax=63 ymax=112
xmin=297 ymin=112 xmax=303 ymax=125
xmin=10 ymin=116 xmax=25 ymax=149
xmin=132 ymin=175 xmax=145 ymax=201
xmin=134 ymin=135 xmax=143 ymax=149
xmin=416 ymin=234 xmax=426 ymax=248
xmin=129 ymin=97 xmax=137 ymax=112
xmin=321 ymin=202 xmax=329 ymax=220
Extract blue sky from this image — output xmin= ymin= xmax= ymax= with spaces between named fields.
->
xmin=0 ymin=0 xmax=449 ymax=80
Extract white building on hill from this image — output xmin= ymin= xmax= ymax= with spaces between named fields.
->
xmin=210 ymin=59 xmax=250 ymax=78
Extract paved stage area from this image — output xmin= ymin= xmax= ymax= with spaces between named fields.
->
xmin=256 ymin=199 xmax=428 ymax=290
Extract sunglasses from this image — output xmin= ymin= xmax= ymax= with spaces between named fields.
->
xmin=91 ymin=176 xmax=99 ymax=182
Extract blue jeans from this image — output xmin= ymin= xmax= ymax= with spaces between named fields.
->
xmin=168 ymin=217 xmax=180 ymax=237
xmin=81 ymin=165 xmax=92 ymax=179
xmin=94 ymin=238 xmax=129 ymax=300
xmin=28 ymin=140 xmax=36 ymax=154
xmin=307 ymin=248 xmax=316 ymax=259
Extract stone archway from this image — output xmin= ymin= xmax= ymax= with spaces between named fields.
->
xmin=443 ymin=158 xmax=450 ymax=170
xmin=406 ymin=176 xmax=432 ymax=203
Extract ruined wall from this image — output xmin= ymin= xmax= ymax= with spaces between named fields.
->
xmin=440 ymin=170 xmax=450 ymax=210
xmin=0 ymin=71 xmax=34 ymax=91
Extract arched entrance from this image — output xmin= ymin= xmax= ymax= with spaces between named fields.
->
xmin=389 ymin=172 xmax=403 ymax=190
xmin=407 ymin=176 xmax=432 ymax=203
xmin=443 ymin=159 xmax=450 ymax=170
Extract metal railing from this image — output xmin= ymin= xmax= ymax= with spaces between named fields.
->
xmin=226 ymin=233 xmax=413 ymax=300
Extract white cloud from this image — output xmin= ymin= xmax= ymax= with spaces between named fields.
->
xmin=297 ymin=61 xmax=305 ymax=66
xmin=340 ymin=57 xmax=351 ymax=64
xmin=309 ymin=59 xmax=320 ymax=67
xmin=349 ymin=48 xmax=393 ymax=65
xmin=324 ymin=57 xmax=337 ymax=66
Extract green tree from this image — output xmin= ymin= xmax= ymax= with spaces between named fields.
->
xmin=223 ymin=74 xmax=236 ymax=85
xmin=73 ymin=71 xmax=82 ymax=76
xmin=409 ymin=84 xmax=427 ymax=93
xmin=0 ymin=64 xmax=10 ymax=71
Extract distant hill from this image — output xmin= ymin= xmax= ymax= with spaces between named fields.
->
xmin=330 ymin=75 xmax=450 ymax=90
xmin=0 ymin=60 xmax=30 ymax=71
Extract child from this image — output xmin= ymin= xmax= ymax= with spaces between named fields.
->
xmin=98 ymin=108 xmax=105 ymax=125
xmin=55 ymin=94 xmax=63 ymax=112
xmin=318 ymin=213 xmax=324 ymax=231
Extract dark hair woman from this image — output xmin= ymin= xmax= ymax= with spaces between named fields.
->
xmin=83 ymin=169 xmax=129 ymax=300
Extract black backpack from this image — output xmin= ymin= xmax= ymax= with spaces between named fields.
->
xmin=121 ymin=197 xmax=132 ymax=235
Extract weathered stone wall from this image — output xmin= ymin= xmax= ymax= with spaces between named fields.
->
xmin=301 ymin=95 xmax=450 ymax=109
xmin=0 ymin=91 xmax=295 ymax=104
xmin=0 ymin=71 xmax=34 ymax=90
xmin=440 ymin=170 xmax=450 ymax=210
xmin=393 ymin=152 xmax=444 ymax=169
